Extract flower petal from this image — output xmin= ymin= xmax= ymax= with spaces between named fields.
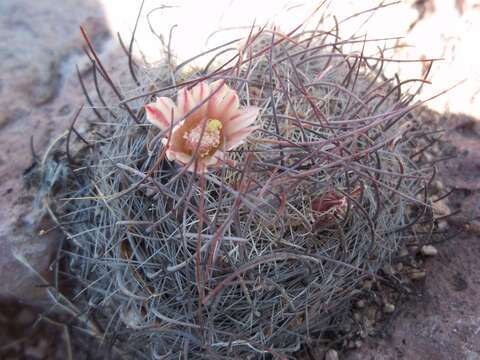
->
xmin=166 ymin=149 xmax=207 ymax=174
xmin=208 ymin=80 xmax=239 ymax=120
xmin=176 ymin=87 xmax=196 ymax=118
xmin=145 ymin=97 xmax=177 ymax=129
xmin=224 ymin=106 xmax=259 ymax=136
xmin=190 ymin=81 xmax=210 ymax=116
xmin=225 ymin=126 xmax=258 ymax=150
xmin=186 ymin=81 xmax=210 ymax=121
xmin=177 ymin=82 xmax=210 ymax=121
xmin=165 ymin=148 xmax=177 ymax=161
xmin=185 ymin=160 xmax=206 ymax=174
xmin=203 ymin=150 xmax=225 ymax=166
xmin=166 ymin=149 xmax=192 ymax=164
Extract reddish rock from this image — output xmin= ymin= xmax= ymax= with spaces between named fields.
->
xmin=0 ymin=0 xmax=110 ymax=301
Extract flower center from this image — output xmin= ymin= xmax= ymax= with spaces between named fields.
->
xmin=183 ymin=119 xmax=222 ymax=158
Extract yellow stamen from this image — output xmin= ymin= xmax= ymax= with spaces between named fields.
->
xmin=184 ymin=119 xmax=223 ymax=157
xmin=207 ymin=119 xmax=222 ymax=131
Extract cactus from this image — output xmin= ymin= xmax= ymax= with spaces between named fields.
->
xmin=40 ymin=5 xmax=442 ymax=359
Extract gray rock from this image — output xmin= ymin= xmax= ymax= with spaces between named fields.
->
xmin=325 ymin=349 xmax=339 ymax=360
xmin=421 ymin=245 xmax=439 ymax=257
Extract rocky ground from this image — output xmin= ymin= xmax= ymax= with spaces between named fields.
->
xmin=0 ymin=0 xmax=479 ymax=359
xmin=345 ymin=234 xmax=480 ymax=360
xmin=344 ymin=111 xmax=480 ymax=360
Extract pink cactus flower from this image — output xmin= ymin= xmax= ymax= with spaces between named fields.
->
xmin=144 ymin=80 xmax=259 ymax=173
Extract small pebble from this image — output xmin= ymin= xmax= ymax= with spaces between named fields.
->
xmin=421 ymin=245 xmax=438 ymax=256
xmin=145 ymin=187 xmax=156 ymax=197
xmin=384 ymin=303 xmax=395 ymax=313
xmin=362 ymin=280 xmax=373 ymax=290
xmin=423 ymin=152 xmax=433 ymax=162
xmin=437 ymin=220 xmax=448 ymax=230
xmin=399 ymin=247 xmax=409 ymax=257
xmin=395 ymin=263 xmax=404 ymax=272
xmin=409 ymin=270 xmax=426 ymax=280
xmin=325 ymin=349 xmax=339 ymax=360
xmin=354 ymin=340 xmax=363 ymax=348
xmin=382 ymin=264 xmax=395 ymax=276
xmin=432 ymin=180 xmax=444 ymax=192
xmin=433 ymin=199 xmax=450 ymax=217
